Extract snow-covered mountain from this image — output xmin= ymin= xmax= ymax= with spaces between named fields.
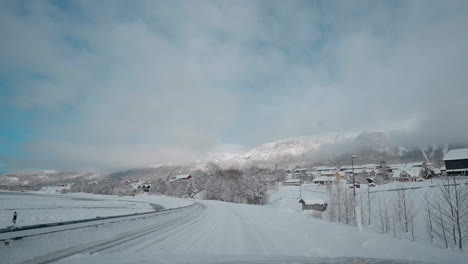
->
xmin=232 ymin=132 xmax=360 ymax=168
xmin=224 ymin=131 xmax=465 ymax=169
xmin=2 ymin=131 xmax=466 ymax=187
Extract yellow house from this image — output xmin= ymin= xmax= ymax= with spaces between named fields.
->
xmin=332 ymin=172 xmax=346 ymax=179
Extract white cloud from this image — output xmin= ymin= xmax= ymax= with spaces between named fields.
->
xmin=1 ymin=0 xmax=467 ymax=170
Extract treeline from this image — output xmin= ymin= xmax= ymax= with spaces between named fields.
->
xmin=150 ymin=166 xmax=286 ymax=205
xmin=69 ymin=165 xmax=287 ymax=206
xmin=68 ymin=181 xmax=138 ymax=196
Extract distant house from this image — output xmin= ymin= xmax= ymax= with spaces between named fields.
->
xmin=332 ymin=172 xmax=346 ymax=179
xmin=443 ymin=148 xmax=468 ymax=176
xmin=284 ymin=178 xmax=303 ymax=186
xmin=169 ymin=174 xmax=192 ymax=182
xmin=122 ymin=180 xmax=131 ymax=186
xmin=141 ymin=184 xmax=151 ymax=192
xmin=299 ymin=199 xmax=328 ymax=211
xmin=392 ymin=168 xmax=422 ymax=182
xmin=313 ymin=176 xmax=335 ymax=185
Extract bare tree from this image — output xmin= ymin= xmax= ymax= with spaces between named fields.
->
xmin=433 ymin=200 xmax=449 ymax=248
xmin=423 ymin=191 xmax=435 ymax=243
xmin=326 ymin=180 xmax=355 ymax=225
xmin=393 ymin=182 xmax=417 ymax=239
xmin=376 ymin=193 xmax=390 ymax=233
xmin=436 ymin=176 xmax=468 ymax=250
xmin=367 ymin=185 xmax=374 ymax=226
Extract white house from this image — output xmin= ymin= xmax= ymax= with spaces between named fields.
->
xmin=313 ymin=176 xmax=335 ymax=185
xmin=392 ymin=167 xmax=423 ymax=182
xmin=284 ymin=178 xmax=303 ymax=186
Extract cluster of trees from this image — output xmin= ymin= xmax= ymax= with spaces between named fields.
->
xmin=327 ymin=181 xmax=355 ymax=224
xmin=68 ymin=165 xmax=286 ymax=206
xmin=373 ymin=184 xmax=418 ymax=242
xmin=325 ymin=177 xmax=468 ymax=250
xmin=149 ymin=166 xmax=284 ymax=205
xmin=69 ymin=181 xmax=138 ymax=196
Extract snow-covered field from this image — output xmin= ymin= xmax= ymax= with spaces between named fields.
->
xmin=356 ymin=179 xmax=468 ymax=249
xmin=268 ymin=180 xmax=468 ymax=258
xmin=0 ymin=189 xmax=193 ymax=228
xmin=267 ymin=183 xmax=329 ymax=213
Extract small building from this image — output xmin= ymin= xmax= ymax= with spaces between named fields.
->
xmin=141 ymin=184 xmax=151 ymax=192
xmin=122 ymin=180 xmax=131 ymax=186
xmin=332 ymin=171 xmax=346 ymax=179
xmin=313 ymin=176 xmax=335 ymax=185
xmin=169 ymin=174 xmax=192 ymax=182
xmin=299 ymin=199 xmax=328 ymax=211
xmin=284 ymin=178 xmax=303 ymax=186
xmin=443 ymin=148 xmax=468 ymax=176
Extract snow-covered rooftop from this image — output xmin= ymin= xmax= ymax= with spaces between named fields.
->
xmin=444 ymin=148 xmax=468 ymax=161
xmin=284 ymin=179 xmax=302 ymax=183
xmin=313 ymin=166 xmax=337 ymax=171
xmin=175 ymin=174 xmax=191 ymax=179
xmin=169 ymin=174 xmax=192 ymax=182
xmin=408 ymin=167 xmax=422 ymax=177
xmin=392 ymin=169 xmax=403 ymax=178
xmin=320 ymin=170 xmax=337 ymax=175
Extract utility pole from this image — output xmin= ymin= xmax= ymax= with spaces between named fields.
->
xmin=352 ymin=155 xmax=357 ymax=197
xmin=352 ymin=155 xmax=362 ymax=231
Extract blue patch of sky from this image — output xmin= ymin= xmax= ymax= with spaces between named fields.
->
xmin=0 ymin=107 xmax=36 ymax=159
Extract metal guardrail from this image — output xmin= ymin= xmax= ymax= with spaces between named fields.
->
xmin=0 ymin=202 xmax=197 ymax=242
xmin=367 ymin=182 xmax=468 ymax=194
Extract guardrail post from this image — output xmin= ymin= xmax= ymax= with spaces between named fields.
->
xmin=12 ymin=212 xmax=18 ymax=225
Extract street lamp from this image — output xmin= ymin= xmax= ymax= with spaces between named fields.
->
xmin=352 ymin=155 xmax=357 ymax=197
xmin=351 ymin=154 xmax=361 ymax=230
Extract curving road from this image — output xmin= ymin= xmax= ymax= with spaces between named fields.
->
xmin=4 ymin=199 xmax=466 ymax=264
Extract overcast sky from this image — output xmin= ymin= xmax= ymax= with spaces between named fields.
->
xmin=1 ymin=0 xmax=467 ymax=171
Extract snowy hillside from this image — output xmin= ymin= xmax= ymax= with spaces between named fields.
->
xmin=236 ymin=132 xmax=358 ymax=165
xmin=0 ymin=170 xmax=103 ymax=188
xmin=229 ymin=131 xmax=463 ymax=169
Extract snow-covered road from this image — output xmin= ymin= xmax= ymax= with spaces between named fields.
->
xmin=3 ymin=196 xmax=467 ymax=264
xmin=60 ymin=200 xmax=465 ymax=264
